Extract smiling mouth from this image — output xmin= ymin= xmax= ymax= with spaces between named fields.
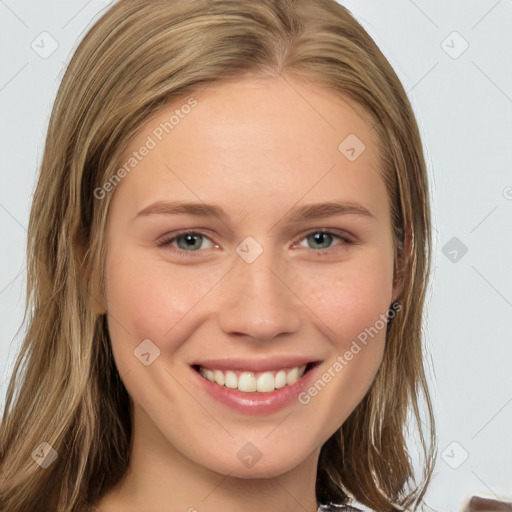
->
xmin=192 ymin=362 xmax=320 ymax=393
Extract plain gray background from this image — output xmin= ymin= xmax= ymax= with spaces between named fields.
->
xmin=1 ymin=1 xmax=511 ymax=510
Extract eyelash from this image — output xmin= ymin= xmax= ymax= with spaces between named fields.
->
xmin=156 ymin=229 xmax=355 ymax=258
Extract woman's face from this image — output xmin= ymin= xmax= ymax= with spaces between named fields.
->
xmin=103 ymin=75 xmax=397 ymax=480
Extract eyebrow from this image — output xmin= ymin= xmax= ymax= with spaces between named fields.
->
xmin=135 ymin=199 xmax=376 ymax=225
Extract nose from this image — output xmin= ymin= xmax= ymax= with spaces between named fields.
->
xmin=217 ymin=245 xmax=301 ymax=343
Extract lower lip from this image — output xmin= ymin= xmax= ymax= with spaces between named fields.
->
xmin=190 ymin=364 xmax=320 ymax=415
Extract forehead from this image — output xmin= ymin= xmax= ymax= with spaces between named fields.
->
xmin=111 ymin=75 xmax=388 ymax=223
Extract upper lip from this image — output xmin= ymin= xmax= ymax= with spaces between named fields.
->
xmin=191 ymin=356 xmax=321 ymax=372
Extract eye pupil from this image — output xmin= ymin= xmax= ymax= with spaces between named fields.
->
xmin=309 ymin=232 xmax=332 ymax=249
xmin=178 ymin=234 xmax=202 ymax=250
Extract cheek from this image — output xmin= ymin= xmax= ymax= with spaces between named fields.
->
xmin=291 ymin=252 xmax=395 ymax=428
xmin=292 ymin=250 xmax=394 ymax=348
xmin=105 ymin=247 xmax=222 ymax=349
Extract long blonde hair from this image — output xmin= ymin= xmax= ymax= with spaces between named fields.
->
xmin=0 ymin=1 xmax=436 ymax=510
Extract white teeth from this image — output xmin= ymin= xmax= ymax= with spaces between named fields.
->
xmin=256 ymin=371 xmax=274 ymax=392
xmin=286 ymin=367 xmax=299 ymax=385
xmin=213 ymin=370 xmax=225 ymax=386
xmin=198 ymin=364 xmax=308 ymax=393
xmin=238 ymin=372 xmax=257 ymax=392
xmin=275 ymin=370 xmax=287 ymax=389
xmin=203 ymin=369 xmax=214 ymax=382
xmin=225 ymin=370 xmax=238 ymax=389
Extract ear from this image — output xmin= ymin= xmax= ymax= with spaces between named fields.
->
xmin=391 ymin=226 xmax=413 ymax=303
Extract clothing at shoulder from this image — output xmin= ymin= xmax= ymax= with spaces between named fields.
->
xmin=317 ymin=504 xmax=363 ymax=512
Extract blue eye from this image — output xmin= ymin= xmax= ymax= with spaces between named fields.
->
xmin=296 ymin=230 xmax=353 ymax=256
xmin=174 ymin=233 xmax=207 ymax=251
xmin=304 ymin=232 xmax=337 ymax=249
xmin=157 ymin=229 xmax=353 ymax=257
xmin=157 ymin=231 xmax=216 ymax=256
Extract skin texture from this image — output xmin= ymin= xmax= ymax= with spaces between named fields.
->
xmin=95 ymin=74 xmax=399 ymax=512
